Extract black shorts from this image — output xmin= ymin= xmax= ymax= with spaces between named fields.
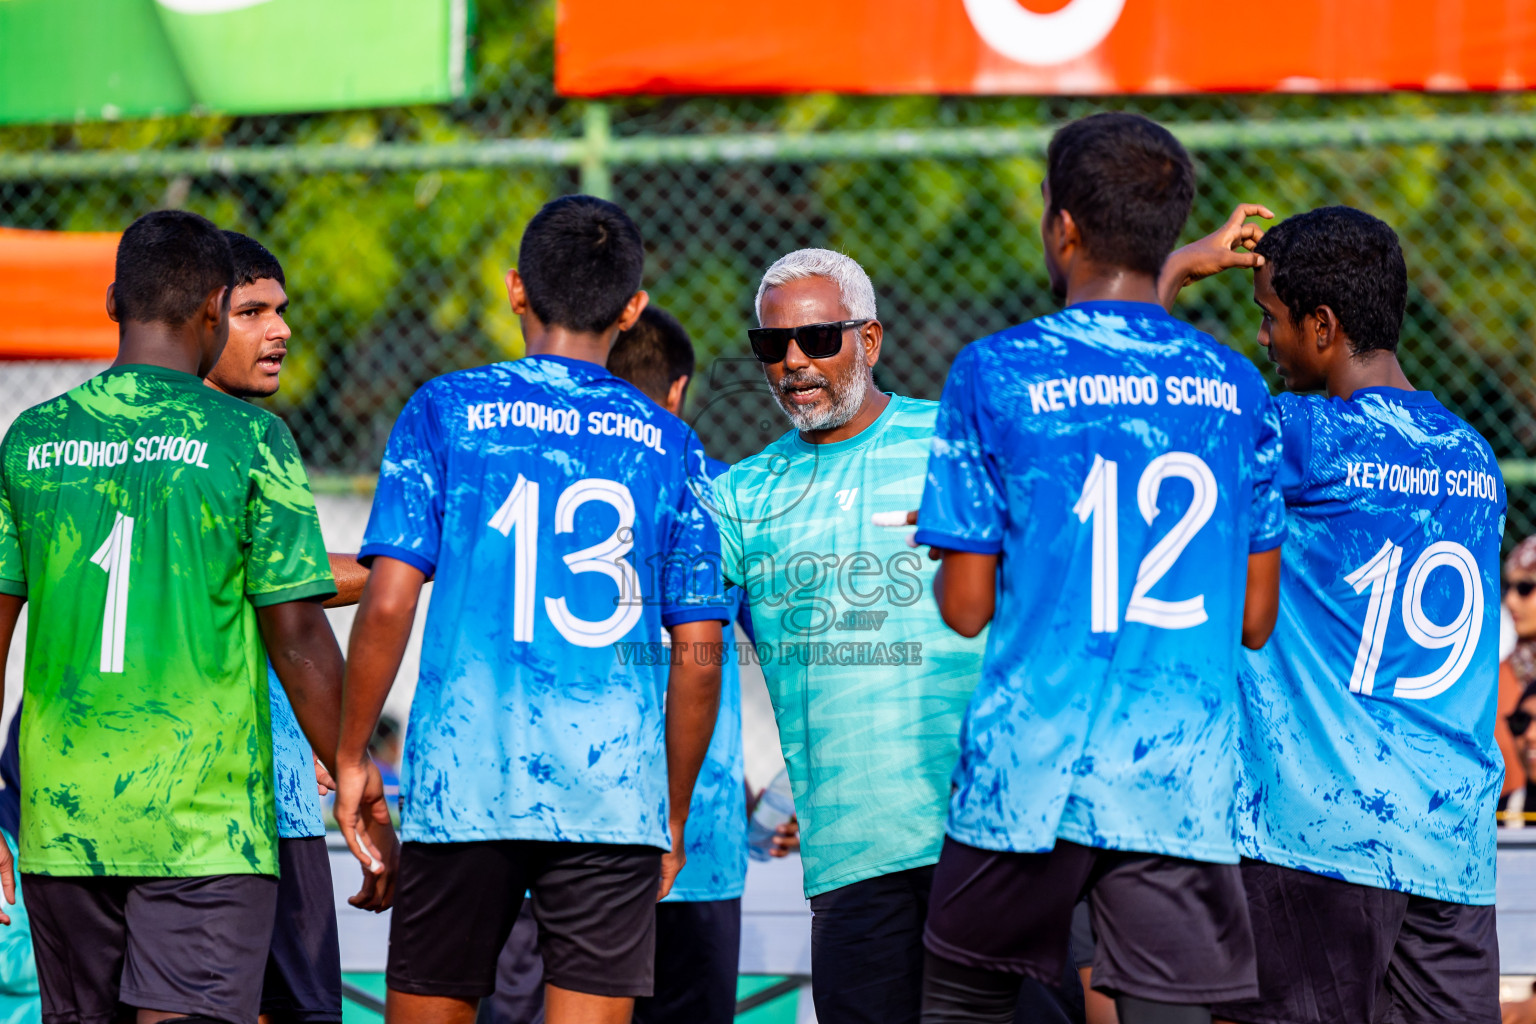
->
xmin=924 ymin=836 xmax=1258 ymax=1005
xmin=387 ymin=840 xmax=662 ymax=1000
xmin=634 ymin=899 xmax=741 ymax=1024
xmin=262 ymin=837 xmax=342 ymax=1022
xmin=1213 ymin=860 xmax=1500 ymax=1024
xmin=25 ymin=872 xmax=278 ymax=1024
xmin=812 ymin=863 xmax=1082 ymax=1024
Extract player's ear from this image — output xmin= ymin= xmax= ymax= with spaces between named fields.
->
xmin=615 ymin=290 xmax=649 ymax=333
xmin=203 ymin=286 xmax=229 ymax=329
xmin=1312 ymin=304 xmax=1340 ymax=353
xmin=1056 ymin=208 xmax=1083 ymax=259
xmin=860 ymin=319 xmax=884 ymax=368
xmin=105 ymin=283 xmax=119 ymax=323
xmin=505 ymin=268 xmax=530 ymax=315
xmin=665 ymin=374 xmax=690 ymax=418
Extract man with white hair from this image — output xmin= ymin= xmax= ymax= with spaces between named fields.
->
xmin=711 ymin=251 xmax=1079 ymax=1024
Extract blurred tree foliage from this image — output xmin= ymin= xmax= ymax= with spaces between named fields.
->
xmin=3 ymin=0 xmax=1536 ymax=499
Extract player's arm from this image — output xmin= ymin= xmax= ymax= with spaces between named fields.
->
xmin=258 ymin=596 xmax=398 ymax=911
xmin=659 ymin=617 xmax=723 ymax=900
xmin=1157 ymin=203 xmax=1274 ymax=310
xmin=258 ymin=598 xmax=345 ymax=765
xmin=933 ymin=551 xmax=998 ymax=638
xmin=335 ymin=556 xmax=424 ymax=889
xmin=1241 ymin=548 xmax=1282 ymax=649
xmin=0 ymin=595 xmax=22 ymax=925
xmin=323 ymin=553 xmax=369 ymax=608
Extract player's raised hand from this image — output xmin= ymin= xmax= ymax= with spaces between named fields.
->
xmin=1157 ymin=203 xmax=1276 ymax=309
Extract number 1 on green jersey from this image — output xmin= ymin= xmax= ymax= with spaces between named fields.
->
xmin=89 ymin=511 xmax=134 ymax=674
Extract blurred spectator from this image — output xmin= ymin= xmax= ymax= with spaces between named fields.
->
xmin=1500 ymin=666 xmax=1530 ymax=814
xmin=1503 ymin=539 xmax=1536 ymax=826
xmin=1506 ymin=538 xmax=1536 ymax=685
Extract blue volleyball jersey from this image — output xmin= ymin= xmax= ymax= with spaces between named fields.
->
xmin=268 ymin=663 xmax=326 ymax=838
xmin=360 ymin=355 xmax=728 ymax=848
xmin=666 ymin=461 xmax=748 ymax=900
xmin=1237 ymin=388 xmax=1504 ymax=903
xmin=916 ymin=301 xmax=1286 ymax=862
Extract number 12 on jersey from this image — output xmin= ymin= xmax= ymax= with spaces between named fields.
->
xmin=1074 ymin=451 xmax=1218 ymax=633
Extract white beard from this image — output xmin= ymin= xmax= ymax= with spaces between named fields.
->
xmin=771 ymin=356 xmax=874 ymax=433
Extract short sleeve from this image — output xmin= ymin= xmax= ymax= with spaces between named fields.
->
xmin=245 ymin=417 xmax=336 ymax=607
xmin=914 ymin=344 xmax=1005 ymax=554
xmin=0 ymin=445 xmax=24 ymax=598
xmin=711 ymin=469 xmax=747 ymax=589
xmin=359 ymin=388 xmax=448 ymax=576
xmin=659 ymin=441 xmax=729 ymax=628
xmin=1248 ymin=391 xmax=1289 ymax=554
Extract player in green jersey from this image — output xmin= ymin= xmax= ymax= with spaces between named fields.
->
xmin=208 ymin=230 xmax=393 ymax=1024
xmin=0 ymin=211 xmax=392 ymax=1024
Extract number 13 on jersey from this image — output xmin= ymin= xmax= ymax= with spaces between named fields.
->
xmin=488 ymin=473 xmax=643 ymax=649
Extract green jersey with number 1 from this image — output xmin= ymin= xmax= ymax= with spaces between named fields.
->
xmin=0 ymin=364 xmax=335 ymax=877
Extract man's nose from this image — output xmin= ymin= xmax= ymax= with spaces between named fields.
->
xmin=781 ymin=337 xmax=811 ymax=371
xmin=270 ymin=315 xmax=292 ymax=342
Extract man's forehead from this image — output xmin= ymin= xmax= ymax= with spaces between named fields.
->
xmin=1252 ymin=265 xmax=1278 ymax=303
xmin=232 ymin=277 xmax=288 ymax=307
xmin=760 ymin=276 xmax=844 ymax=323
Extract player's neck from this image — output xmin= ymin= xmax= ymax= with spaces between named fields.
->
xmin=800 ymin=386 xmax=890 ymax=446
xmin=1327 ymin=349 xmax=1413 ymax=401
xmin=523 ymin=325 xmax=616 ymax=367
xmin=1062 ymin=265 xmax=1161 ymax=308
xmin=111 ymin=323 xmax=210 ymax=377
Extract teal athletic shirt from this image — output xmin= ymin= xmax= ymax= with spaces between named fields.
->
xmin=713 ymin=395 xmax=986 ymax=898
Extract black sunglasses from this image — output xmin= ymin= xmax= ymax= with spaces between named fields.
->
xmin=748 ymin=319 xmax=871 ymax=363
xmin=1511 ymin=709 xmax=1534 ymax=738
xmin=1510 ymin=580 xmax=1536 ymax=598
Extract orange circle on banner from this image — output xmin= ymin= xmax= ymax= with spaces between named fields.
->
xmin=1016 ymin=0 xmax=1075 ymax=11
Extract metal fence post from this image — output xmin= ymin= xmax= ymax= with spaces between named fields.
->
xmin=581 ymin=101 xmax=613 ymax=199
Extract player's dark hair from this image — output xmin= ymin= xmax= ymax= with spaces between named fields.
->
xmin=113 ymin=210 xmax=234 ymax=326
xmin=517 ymin=195 xmax=645 ymax=334
xmin=607 ymin=307 xmax=696 ymax=407
xmin=1045 ymin=112 xmax=1195 ymax=276
xmin=223 ymin=230 xmax=285 ymax=289
xmin=1255 ymin=206 xmax=1407 ymax=355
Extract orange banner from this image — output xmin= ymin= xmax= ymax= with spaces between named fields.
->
xmin=556 ymin=0 xmax=1536 ymax=95
xmin=0 ymin=228 xmax=118 ymax=361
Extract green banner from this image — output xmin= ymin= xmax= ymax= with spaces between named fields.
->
xmin=0 ymin=0 xmax=470 ymax=124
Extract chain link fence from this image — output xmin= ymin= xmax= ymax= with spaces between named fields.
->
xmin=4 ymin=0 xmax=1536 ymax=545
